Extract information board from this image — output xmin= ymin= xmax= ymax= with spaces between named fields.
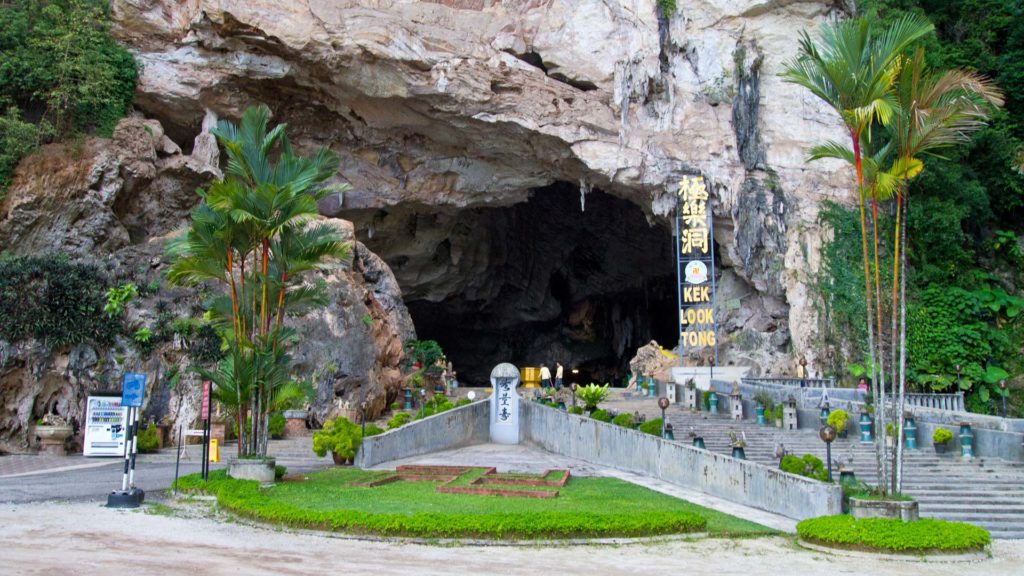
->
xmin=121 ymin=373 xmax=147 ymax=408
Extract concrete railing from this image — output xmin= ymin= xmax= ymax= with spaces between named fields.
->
xmin=354 ymin=400 xmax=489 ymax=468
xmin=904 ymin=392 xmax=964 ymax=412
xmin=519 ymin=401 xmax=842 ymax=520
xmin=741 ymin=377 xmax=837 ymax=389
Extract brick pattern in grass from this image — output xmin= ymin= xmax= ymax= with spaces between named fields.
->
xmin=366 ymin=465 xmax=571 ymax=498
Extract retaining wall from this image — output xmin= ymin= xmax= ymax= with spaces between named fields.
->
xmin=519 ymin=401 xmax=842 ymax=520
xmin=354 ymin=400 xmax=490 ymax=468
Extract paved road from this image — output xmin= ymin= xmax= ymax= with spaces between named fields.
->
xmin=1 ymin=501 xmax=1021 ymax=576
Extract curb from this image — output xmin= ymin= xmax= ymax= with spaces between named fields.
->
xmin=797 ymin=538 xmax=989 ymax=562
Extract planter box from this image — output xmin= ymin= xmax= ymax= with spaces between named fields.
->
xmin=282 ymin=410 xmax=309 ymax=438
xmin=849 ymin=497 xmax=919 ymax=522
xmin=228 ymin=457 xmax=276 ymax=484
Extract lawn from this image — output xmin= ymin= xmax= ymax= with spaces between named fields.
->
xmin=177 ymin=468 xmax=775 ymax=539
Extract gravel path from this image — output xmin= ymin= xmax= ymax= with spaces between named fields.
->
xmin=3 ymin=501 xmax=1022 ymax=575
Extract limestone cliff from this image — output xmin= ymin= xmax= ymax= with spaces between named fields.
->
xmin=0 ymin=117 xmax=413 ymax=453
xmin=106 ymin=0 xmax=853 ymax=379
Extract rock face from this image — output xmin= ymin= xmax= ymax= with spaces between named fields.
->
xmin=105 ymin=0 xmax=854 ymax=381
xmin=0 ymin=117 xmax=413 ymax=453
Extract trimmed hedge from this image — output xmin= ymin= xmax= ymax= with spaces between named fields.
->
xmin=797 ymin=515 xmax=990 ymax=553
xmin=590 ymin=409 xmax=612 ymax=423
xmin=177 ymin=470 xmax=709 ymax=539
xmin=638 ymin=418 xmax=663 ymax=436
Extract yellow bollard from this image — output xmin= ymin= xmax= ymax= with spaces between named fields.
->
xmin=208 ymin=438 xmax=220 ymax=463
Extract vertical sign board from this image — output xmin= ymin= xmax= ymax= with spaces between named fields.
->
xmin=121 ymin=373 xmax=147 ymax=408
xmin=200 ymin=381 xmax=211 ymax=421
xmin=676 ymin=176 xmax=718 ymax=366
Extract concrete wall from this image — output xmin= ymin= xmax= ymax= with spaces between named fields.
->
xmin=520 ymin=401 xmax=842 ymax=520
xmin=354 ymin=400 xmax=490 ymax=468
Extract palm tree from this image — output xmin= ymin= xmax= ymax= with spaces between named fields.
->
xmin=166 ymin=105 xmax=351 ymax=458
xmin=782 ymin=14 xmax=933 ymax=491
xmin=887 ymin=48 xmax=1003 ymax=492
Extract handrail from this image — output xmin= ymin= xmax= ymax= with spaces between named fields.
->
xmin=740 ymin=377 xmax=837 ymax=389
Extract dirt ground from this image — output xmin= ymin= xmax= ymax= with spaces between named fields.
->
xmin=2 ymin=501 xmax=1022 ymax=576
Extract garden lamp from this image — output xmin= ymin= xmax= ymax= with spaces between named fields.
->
xmin=818 ymin=425 xmax=837 ymax=482
xmin=658 ymin=396 xmax=670 ymax=437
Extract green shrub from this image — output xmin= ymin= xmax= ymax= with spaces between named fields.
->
xmin=568 ymin=406 xmax=584 ymax=415
xmin=779 ymin=454 xmax=827 ymax=482
xmin=0 ymin=107 xmax=51 ymax=198
xmin=387 ymin=412 xmax=411 ymax=430
xmin=797 ymin=515 xmax=990 ymax=552
xmin=0 ymin=254 xmax=122 ymax=347
xmin=364 ymin=423 xmax=385 ymax=437
xmin=826 ymin=409 xmax=849 ymax=433
xmin=612 ymin=413 xmax=634 ymax=428
xmin=933 ymin=428 xmax=954 ymax=444
xmin=268 ymin=413 xmax=286 ymax=439
xmin=312 ymin=417 xmax=362 ymax=463
xmin=454 ymin=398 xmax=472 ymax=407
xmin=274 ymin=465 xmax=287 ymax=480
xmin=415 ymin=395 xmax=453 ymax=420
xmin=577 ymin=383 xmax=610 ymax=412
xmin=638 ymin=418 xmax=663 ymax=436
xmin=136 ymin=423 xmax=160 ymax=453
xmin=590 ymin=409 xmax=612 ymax=423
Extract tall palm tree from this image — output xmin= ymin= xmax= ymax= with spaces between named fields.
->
xmin=782 ymin=14 xmax=933 ymax=490
xmin=887 ymin=48 xmax=1003 ymax=492
xmin=166 ymin=105 xmax=351 ymax=457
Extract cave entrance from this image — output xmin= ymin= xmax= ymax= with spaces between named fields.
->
xmin=350 ymin=182 xmax=679 ymax=386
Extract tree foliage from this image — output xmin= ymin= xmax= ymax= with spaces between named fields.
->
xmin=0 ymin=0 xmax=137 ymax=196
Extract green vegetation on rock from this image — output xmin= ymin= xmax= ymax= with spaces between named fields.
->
xmin=0 ymin=0 xmax=138 ymax=196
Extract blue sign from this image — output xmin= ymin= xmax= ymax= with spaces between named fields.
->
xmin=121 ymin=373 xmax=147 ymax=408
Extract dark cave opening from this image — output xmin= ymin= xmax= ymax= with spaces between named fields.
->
xmin=352 ymin=183 xmax=679 ymax=386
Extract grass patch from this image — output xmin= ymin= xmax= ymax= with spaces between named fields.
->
xmin=797 ymin=515 xmax=990 ymax=553
xmin=177 ymin=468 xmax=775 ymax=539
xmin=143 ymin=502 xmax=177 ymax=517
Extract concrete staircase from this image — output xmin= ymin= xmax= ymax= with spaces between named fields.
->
xmin=664 ymin=409 xmax=1024 ymax=539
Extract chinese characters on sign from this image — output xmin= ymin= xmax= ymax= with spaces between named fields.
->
xmin=498 ymin=381 xmax=512 ymax=423
xmin=676 ymin=176 xmax=718 ymax=361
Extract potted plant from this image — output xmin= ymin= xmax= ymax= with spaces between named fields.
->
xmin=35 ymin=414 xmax=74 ymax=456
xmin=753 ymin=391 xmax=773 ymax=426
xmin=933 ymin=427 xmax=954 ymax=455
xmin=729 ymin=430 xmax=747 ymax=460
xmin=827 ymin=409 xmax=850 ymax=439
xmin=772 ymin=404 xmax=784 ymax=428
xmin=576 ymin=383 xmax=610 ymax=414
xmin=313 ymin=416 xmax=364 ymax=465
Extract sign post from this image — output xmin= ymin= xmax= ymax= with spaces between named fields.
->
xmin=676 ymin=176 xmax=719 ymax=376
xmin=200 ymin=381 xmax=211 ymax=481
xmin=106 ymin=372 xmax=147 ymax=508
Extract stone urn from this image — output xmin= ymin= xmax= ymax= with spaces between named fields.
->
xmin=36 ymin=425 xmax=74 ymax=456
xmin=227 ymin=457 xmax=277 ymax=484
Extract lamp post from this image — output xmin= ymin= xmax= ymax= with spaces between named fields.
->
xmin=1000 ymin=380 xmax=1007 ymax=418
xmin=819 ymin=425 xmax=837 ymax=482
xmin=360 ymin=401 xmax=368 ymax=436
xmin=571 ymin=383 xmax=577 ymax=409
xmin=658 ymin=397 xmax=670 ymax=438
xmin=799 ymin=357 xmax=808 ymax=388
